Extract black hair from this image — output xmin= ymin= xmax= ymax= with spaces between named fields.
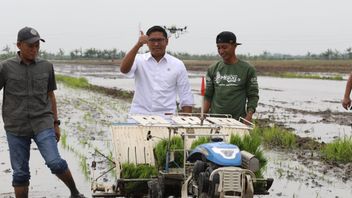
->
xmin=146 ymin=25 xmax=168 ymax=38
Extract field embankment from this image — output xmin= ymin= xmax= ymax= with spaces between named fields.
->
xmin=184 ymin=59 xmax=352 ymax=74
xmin=51 ymin=59 xmax=122 ymax=66
xmin=51 ymin=59 xmax=352 ymax=74
xmin=249 ymin=59 xmax=352 ymax=74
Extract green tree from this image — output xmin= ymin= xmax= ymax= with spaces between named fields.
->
xmin=321 ymin=49 xmax=334 ymax=60
xmin=57 ymin=48 xmax=65 ymax=57
xmin=346 ymin=47 xmax=352 ymax=59
xmin=2 ymin=45 xmax=11 ymax=54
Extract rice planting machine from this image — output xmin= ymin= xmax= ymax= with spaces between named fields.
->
xmin=91 ymin=114 xmax=273 ymax=197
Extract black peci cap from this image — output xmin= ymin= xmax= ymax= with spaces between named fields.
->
xmin=216 ymin=31 xmax=241 ymax=45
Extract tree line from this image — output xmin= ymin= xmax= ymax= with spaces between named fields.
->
xmin=0 ymin=46 xmax=126 ymax=61
xmin=1 ymin=45 xmax=352 ymax=61
xmin=170 ymin=48 xmax=352 ymax=60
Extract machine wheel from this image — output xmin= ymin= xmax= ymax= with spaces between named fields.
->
xmin=209 ymin=172 xmax=220 ymax=198
xmin=148 ymin=180 xmax=162 ymax=198
xmin=193 ymin=160 xmax=206 ymax=179
xmin=197 ymin=172 xmax=209 ymax=194
xmin=198 ymin=192 xmax=208 ymax=198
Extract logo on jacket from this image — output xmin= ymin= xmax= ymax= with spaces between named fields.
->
xmin=215 ymin=71 xmax=241 ymax=85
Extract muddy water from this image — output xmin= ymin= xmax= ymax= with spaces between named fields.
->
xmin=265 ymin=150 xmax=352 ymax=197
xmin=1 ymin=63 xmax=351 ymax=197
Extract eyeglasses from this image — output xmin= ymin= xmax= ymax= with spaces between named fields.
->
xmin=148 ymin=38 xmax=166 ymax=43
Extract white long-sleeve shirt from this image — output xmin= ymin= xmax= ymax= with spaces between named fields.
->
xmin=124 ymin=52 xmax=194 ymax=116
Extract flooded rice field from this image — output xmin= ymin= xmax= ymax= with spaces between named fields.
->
xmin=1 ymin=63 xmax=351 ymax=197
xmin=55 ymin=63 xmax=352 ymax=143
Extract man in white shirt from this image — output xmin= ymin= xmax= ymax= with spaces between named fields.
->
xmin=120 ymin=25 xmax=194 ymax=116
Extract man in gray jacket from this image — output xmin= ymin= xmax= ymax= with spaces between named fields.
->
xmin=0 ymin=27 xmax=85 ymax=198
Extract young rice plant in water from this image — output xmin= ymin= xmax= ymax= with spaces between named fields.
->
xmin=230 ymin=133 xmax=267 ymax=177
xmin=253 ymin=125 xmax=296 ymax=149
xmin=56 ymin=74 xmax=90 ymax=89
xmin=321 ymin=137 xmax=352 ymax=163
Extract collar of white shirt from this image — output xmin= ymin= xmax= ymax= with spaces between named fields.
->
xmin=144 ymin=52 xmax=170 ymax=63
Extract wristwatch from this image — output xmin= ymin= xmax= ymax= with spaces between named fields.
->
xmin=54 ymin=120 xmax=61 ymax=126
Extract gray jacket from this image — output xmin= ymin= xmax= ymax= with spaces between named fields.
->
xmin=0 ymin=54 xmax=56 ymax=136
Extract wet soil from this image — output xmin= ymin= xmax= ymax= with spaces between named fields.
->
xmin=260 ymin=103 xmax=352 ymax=128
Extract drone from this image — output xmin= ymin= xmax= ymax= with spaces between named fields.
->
xmin=163 ymin=25 xmax=188 ymax=38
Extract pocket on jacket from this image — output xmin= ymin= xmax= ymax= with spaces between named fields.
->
xmin=33 ymin=73 xmax=49 ymax=94
xmin=6 ymin=74 xmax=26 ymax=96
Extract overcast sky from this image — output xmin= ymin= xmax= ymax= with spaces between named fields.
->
xmin=1 ymin=0 xmax=351 ymax=55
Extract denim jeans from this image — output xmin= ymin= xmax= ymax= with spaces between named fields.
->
xmin=6 ymin=128 xmax=68 ymax=187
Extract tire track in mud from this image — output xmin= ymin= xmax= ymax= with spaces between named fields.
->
xmin=259 ymin=102 xmax=352 ymax=126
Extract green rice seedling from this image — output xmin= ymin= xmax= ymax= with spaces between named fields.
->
xmin=79 ymin=138 xmax=88 ymax=145
xmin=120 ymin=163 xmax=157 ymax=178
xmin=77 ymin=124 xmax=85 ymax=133
xmin=280 ymin=72 xmax=319 ymax=79
xmin=56 ymin=74 xmax=90 ymax=88
xmin=272 ymin=72 xmax=343 ymax=80
xmin=121 ymin=163 xmax=157 ymax=194
xmin=83 ymin=112 xmax=94 ymax=123
xmin=190 ymin=136 xmax=210 ymax=149
xmin=320 ymin=137 xmax=352 ymax=163
xmin=276 ymin=168 xmax=284 ymax=178
xmin=154 ymin=136 xmax=184 ymax=169
xmin=135 ymin=164 xmax=158 ymax=178
xmin=230 ymin=133 xmax=267 ymax=177
xmin=57 ymin=75 xmax=134 ymax=101
xmin=255 ymin=126 xmax=296 ymax=149
xmin=80 ymin=156 xmax=90 ymax=180
xmin=108 ymin=150 xmax=116 ymax=177
xmin=330 ymin=75 xmax=343 ymax=80
xmin=60 ymin=131 xmax=67 ymax=149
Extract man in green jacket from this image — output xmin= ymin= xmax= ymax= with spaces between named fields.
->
xmin=204 ymin=31 xmax=259 ymax=123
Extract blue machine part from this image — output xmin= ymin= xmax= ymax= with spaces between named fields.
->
xmin=188 ymin=142 xmax=242 ymax=166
